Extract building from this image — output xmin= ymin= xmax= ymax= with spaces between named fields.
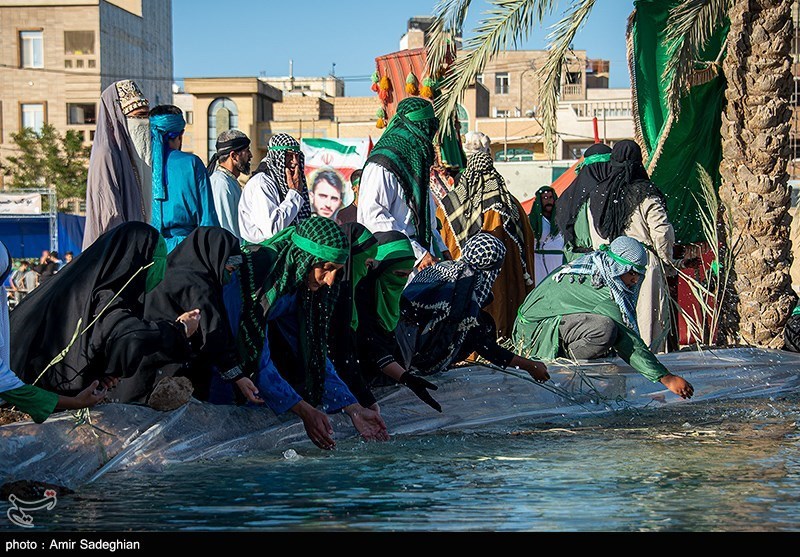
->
xmin=176 ymin=76 xmax=381 ymax=166
xmin=0 ymin=0 xmax=173 ymax=185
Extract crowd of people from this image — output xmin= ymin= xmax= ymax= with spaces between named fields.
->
xmin=0 ymin=79 xmax=696 ymax=448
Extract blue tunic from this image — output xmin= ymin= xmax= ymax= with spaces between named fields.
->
xmin=216 ymin=272 xmax=357 ymax=415
xmin=154 ymin=149 xmax=220 ymax=252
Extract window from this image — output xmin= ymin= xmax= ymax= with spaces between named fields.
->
xmin=495 ymin=72 xmax=509 ymax=95
xmin=64 ymin=60 xmax=72 ymax=69
xmin=88 ymin=59 xmax=96 ymax=69
xmin=20 ymin=31 xmax=43 ymax=68
xmin=494 ymin=108 xmax=510 ymax=118
xmin=476 ymin=74 xmax=484 ymax=85
xmin=185 ymin=111 xmax=194 ymax=125
xmin=67 ymin=103 xmax=97 ymax=125
xmin=76 ymin=59 xmax=84 ymax=68
xmin=207 ymin=98 xmax=239 ymax=159
xmin=64 ymin=31 xmax=94 ymax=55
xmin=21 ymin=103 xmax=45 ymax=133
xmin=495 ymin=148 xmax=534 ymax=162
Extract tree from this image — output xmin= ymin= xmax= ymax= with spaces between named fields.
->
xmin=429 ymin=0 xmax=796 ymax=347
xmin=0 ymin=124 xmax=90 ymax=201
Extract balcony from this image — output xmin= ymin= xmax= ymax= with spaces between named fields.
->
xmin=561 ymin=83 xmax=584 ymax=100
xmin=565 ymin=100 xmax=633 ymax=120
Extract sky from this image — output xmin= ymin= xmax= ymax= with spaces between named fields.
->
xmin=172 ymin=0 xmax=634 ymax=97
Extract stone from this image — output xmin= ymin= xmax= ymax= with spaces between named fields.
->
xmin=146 ymin=376 xmax=194 ymax=412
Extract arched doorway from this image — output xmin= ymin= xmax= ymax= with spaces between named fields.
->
xmin=208 ymin=97 xmax=239 ymax=159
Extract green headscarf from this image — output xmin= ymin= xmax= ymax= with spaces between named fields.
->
xmin=367 ymin=97 xmax=439 ymax=247
xmin=238 ymin=216 xmax=349 ymax=406
xmin=529 ymin=186 xmax=559 ymax=244
xmin=369 ymin=231 xmax=416 ymax=332
xmin=340 ymin=222 xmax=378 ymax=330
xmin=145 ymin=235 xmax=168 ymax=293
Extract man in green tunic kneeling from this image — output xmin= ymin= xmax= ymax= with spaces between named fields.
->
xmin=512 ymin=236 xmax=693 ymax=399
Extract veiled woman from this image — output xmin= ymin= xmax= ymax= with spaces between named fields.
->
xmin=436 ymin=132 xmax=537 ymax=339
xmin=10 ymin=222 xmax=198 ymax=396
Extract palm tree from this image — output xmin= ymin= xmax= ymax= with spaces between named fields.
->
xmin=428 ymin=0 xmax=796 ymax=347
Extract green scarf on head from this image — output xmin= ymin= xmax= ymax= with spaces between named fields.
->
xmin=529 ymin=186 xmax=559 ymax=244
xmin=145 ymin=235 xmax=168 ymax=293
xmin=238 ymin=216 xmax=349 ymax=406
xmin=372 ymin=234 xmax=416 ymax=332
xmin=367 ymin=97 xmax=439 ymax=247
xmin=341 ymin=223 xmax=378 ymax=330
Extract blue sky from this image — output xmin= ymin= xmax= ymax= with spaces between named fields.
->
xmin=173 ymin=0 xmax=634 ymax=96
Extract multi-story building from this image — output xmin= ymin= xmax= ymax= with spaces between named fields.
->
xmin=0 ymin=0 xmax=173 ymax=186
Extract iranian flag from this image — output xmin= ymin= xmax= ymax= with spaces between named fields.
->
xmin=301 ymin=137 xmax=372 ymax=183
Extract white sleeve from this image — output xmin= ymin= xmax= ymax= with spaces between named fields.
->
xmin=239 ymin=175 xmax=304 ymax=243
xmin=357 ymin=164 xmax=400 ymax=234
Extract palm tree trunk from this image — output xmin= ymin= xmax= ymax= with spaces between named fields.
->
xmin=719 ymin=0 xmax=797 ymax=347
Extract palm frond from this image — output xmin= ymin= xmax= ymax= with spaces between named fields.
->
xmin=539 ymin=0 xmax=597 ymax=157
xmin=434 ymin=0 xmax=557 ymax=139
xmin=662 ymin=0 xmax=730 ymax=116
xmin=427 ymin=0 xmax=474 ymax=77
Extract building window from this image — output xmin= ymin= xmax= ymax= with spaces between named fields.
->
xmin=476 ymin=74 xmax=484 ymax=85
xmin=21 ymin=103 xmax=45 ymax=133
xmin=64 ymin=60 xmax=72 ymax=69
xmin=495 ymin=72 xmax=509 ymax=95
xmin=88 ymin=59 xmax=96 ymax=68
xmin=207 ymin=98 xmax=239 ymax=159
xmin=185 ymin=111 xmax=194 ymax=125
xmin=76 ymin=59 xmax=84 ymax=69
xmin=494 ymin=108 xmax=510 ymax=118
xmin=67 ymin=103 xmax=97 ymax=125
xmin=495 ymin=148 xmax=534 ymax=162
xmin=20 ymin=31 xmax=44 ymax=69
xmin=64 ymin=31 xmax=95 ymax=55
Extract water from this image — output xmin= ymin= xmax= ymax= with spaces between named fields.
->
xmin=6 ymin=395 xmax=800 ymax=531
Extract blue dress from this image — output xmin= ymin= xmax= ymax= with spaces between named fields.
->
xmin=213 ymin=272 xmax=357 ymax=415
xmin=154 ymin=149 xmax=220 ymax=252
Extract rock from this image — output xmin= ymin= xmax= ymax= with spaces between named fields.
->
xmin=0 ymin=481 xmax=73 ymax=500
xmin=0 ymin=408 xmax=29 ymax=426
xmin=146 ymin=376 xmax=194 ymax=412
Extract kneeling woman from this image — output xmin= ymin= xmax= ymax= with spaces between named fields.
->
xmin=226 ymin=217 xmax=388 ymax=450
xmin=9 ymin=223 xmax=200 ymax=400
xmin=396 ymin=233 xmax=550 ymax=410
xmin=512 ymin=236 xmax=693 ymax=399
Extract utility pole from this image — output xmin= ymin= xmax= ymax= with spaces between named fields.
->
xmin=504 ymin=114 xmax=508 ymax=161
xmin=603 ymin=107 xmax=607 ymax=144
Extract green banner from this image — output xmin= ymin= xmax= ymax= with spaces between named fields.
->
xmin=630 ymin=0 xmax=728 ymax=243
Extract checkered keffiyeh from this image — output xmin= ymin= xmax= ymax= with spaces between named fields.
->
xmin=440 ymin=152 xmax=531 ymax=285
xmin=403 ymin=233 xmax=506 ymax=373
xmin=551 ymin=236 xmax=647 ymax=333
xmin=257 ymin=133 xmax=313 ymax=221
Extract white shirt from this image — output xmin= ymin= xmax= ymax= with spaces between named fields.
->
xmin=210 ymin=167 xmax=242 ymax=240
xmin=533 ymin=216 xmax=565 ymax=286
xmin=239 ymin=172 xmax=305 ymax=243
xmin=357 ymin=163 xmax=447 ymax=265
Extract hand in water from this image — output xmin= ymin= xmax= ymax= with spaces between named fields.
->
xmin=399 ymin=372 xmax=442 ymax=412
xmin=176 ymin=309 xmax=201 ymax=337
xmin=294 ymin=402 xmax=336 ymax=450
xmin=345 ymin=404 xmax=390 ymax=441
xmin=660 ymin=374 xmax=694 ymax=399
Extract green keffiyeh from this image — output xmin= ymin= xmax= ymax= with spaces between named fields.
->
xmin=371 ymin=231 xmax=416 ymax=332
xmin=367 ymin=97 xmax=439 ymax=247
xmin=238 ymin=216 xmax=349 ymax=406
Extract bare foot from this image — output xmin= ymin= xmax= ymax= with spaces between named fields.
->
xmin=660 ymin=374 xmax=694 ymax=399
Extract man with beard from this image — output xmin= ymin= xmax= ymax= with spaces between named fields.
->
xmin=529 ymin=186 xmax=565 ymax=286
xmin=207 ymin=130 xmax=252 ymax=240
xmin=83 ymin=80 xmax=152 ymax=249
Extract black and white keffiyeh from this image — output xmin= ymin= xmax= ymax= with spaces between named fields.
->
xmin=401 ymin=233 xmax=506 ymax=374
xmin=254 ymin=133 xmax=313 ymax=221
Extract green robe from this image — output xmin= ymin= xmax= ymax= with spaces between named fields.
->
xmin=512 ymin=275 xmax=668 ymax=383
xmin=564 ymin=202 xmax=593 ymax=263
